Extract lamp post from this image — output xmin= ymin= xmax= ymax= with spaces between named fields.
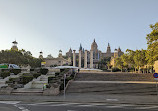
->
xmin=64 ymin=74 xmax=66 ymax=99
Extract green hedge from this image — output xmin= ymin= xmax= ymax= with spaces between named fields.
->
xmin=6 ymin=77 xmax=20 ymax=84
xmin=0 ymin=72 xmax=10 ymax=79
xmin=10 ymin=69 xmax=21 ymax=75
xmin=9 ymin=77 xmax=19 ymax=82
xmin=20 ymin=74 xmax=33 ymax=85
xmin=30 ymin=68 xmax=35 ymax=72
xmin=55 ymin=72 xmax=60 ymax=76
xmin=33 ymin=73 xmax=41 ymax=78
xmin=21 ymin=76 xmax=33 ymax=85
xmin=1 ymin=69 xmax=10 ymax=72
xmin=40 ymin=68 xmax=48 ymax=75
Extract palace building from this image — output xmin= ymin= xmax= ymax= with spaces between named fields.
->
xmin=66 ymin=39 xmax=124 ymax=68
xmin=40 ymin=39 xmax=123 ymax=68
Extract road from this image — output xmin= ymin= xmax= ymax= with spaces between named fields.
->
xmin=0 ymin=101 xmax=158 ymax=111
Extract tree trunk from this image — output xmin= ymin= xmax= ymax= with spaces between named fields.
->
xmin=138 ymin=66 xmax=141 ymax=73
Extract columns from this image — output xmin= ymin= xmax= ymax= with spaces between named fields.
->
xmin=73 ymin=50 xmax=76 ymax=67
xmin=90 ymin=50 xmax=93 ymax=69
xmin=84 ymin=50 xmax=88 ymax=68
xmin=79 ymin=50 xmax=82 ymax=68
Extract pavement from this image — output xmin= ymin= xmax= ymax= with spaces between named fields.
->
xmin=1 ymin=100 xmax=158 ymax=111
xmin=0 ymin=93 xmax=158 ymax=105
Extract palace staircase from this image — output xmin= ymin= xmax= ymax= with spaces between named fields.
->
xmin=66 ymin=72 xmax=157 ymax=95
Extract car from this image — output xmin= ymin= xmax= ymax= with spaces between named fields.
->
xmin=0 ymin=64 xmax=20 ymax=69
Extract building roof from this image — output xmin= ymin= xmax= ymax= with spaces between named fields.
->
xmin=55 ymin=66 xmax=78 ymax=69
xmin=12 ymin=40 xmax=18 ymax=44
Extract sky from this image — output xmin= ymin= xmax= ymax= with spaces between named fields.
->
xmin=0 ymin=0 xmax=158 ymax=58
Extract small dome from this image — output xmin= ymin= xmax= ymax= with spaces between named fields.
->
xmin=12 ymin=40 xmax=18 ymax=44
xmin=59 ymin=50 xmax=62 ymax=53
xmin=40 ymin=51 xmax=43 ymax=54
xmin=91 ymin=39 xmax=98 ymax=51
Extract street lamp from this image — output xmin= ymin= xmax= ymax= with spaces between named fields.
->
xmin=64 ymin=74 xmax=66 ymax=99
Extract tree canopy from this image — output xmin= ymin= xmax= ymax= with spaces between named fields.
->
xmin=0 ymin=49 xmax=42 ymax=68
xmin=146 ymin=22 xmax=158 ymax=65
xmin=114 ymin=22 xmax=158 ymax=72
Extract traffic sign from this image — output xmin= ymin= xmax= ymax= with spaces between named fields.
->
xmin=153 ymin=73 xmax=158 ymax=96
xmin=153 ymin=73 xmax=158 ymax=78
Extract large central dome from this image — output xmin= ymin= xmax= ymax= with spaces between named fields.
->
xmin=91 ymin=39 xmax=98 ymax=51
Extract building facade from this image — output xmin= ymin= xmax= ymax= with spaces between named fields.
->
xmin=66 ymin=39 xmax=124 ymax=69
xmin=39 ymin=50 xmax=71 ymax=67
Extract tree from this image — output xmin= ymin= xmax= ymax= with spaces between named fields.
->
xmin=146 ymin=22 xmax=158 ymax=65
xmin=126 ymin=49 xmax=136 ymax=71
xmin=47 ymin=54 xmax=53 ymax=58
xmin=121 ymin=54 xmax=129 ymax=70
xmin=115 ymin=57 xmax=123 ymax=72
xmin=98 ymin=57 xmax=111 ymax=69
xmin=0 ymin=49 xmax=42 ymax=68
xmin=133 ymin=49 xmax=147 ymax=73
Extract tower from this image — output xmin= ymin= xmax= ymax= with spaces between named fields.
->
xmin=118 ymin=47 xmax=123 ymax=57
xmin=39 ymin=51 xmax=43 ymax=59
xmin=79 ymin=43 xmax=82 ymax=51
xmin=91 ymin=39 xmax=99 ymax=60
xmin=106 ymin=43 xmax=111 ymax=53
xmin=11 ymin=40 xmax=18 ymax=51
xmin=58 ymin=50 xmax=62 ymax=58
xmin=91 ymin=39 xmax=98 ymax=51
xmin=114 ymin=49 xmax=118 ymax=58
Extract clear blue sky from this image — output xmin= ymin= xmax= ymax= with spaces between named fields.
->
xmin=0 ymin=0 xmax=158 ymax=57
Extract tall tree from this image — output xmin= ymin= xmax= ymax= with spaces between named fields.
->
xmin=146 ymin=22 xmax=158 ymax=65
xmin=115 ymin=57 xmax=123 ymax=72
xmin=133 ymin=49 xmax=147 ymax=73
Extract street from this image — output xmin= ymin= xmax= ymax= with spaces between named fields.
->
xmin=0 ymin=101 xmax=158 ymax=111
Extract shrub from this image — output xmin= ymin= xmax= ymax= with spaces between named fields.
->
xmin=30 ymin=68 xmax=34 ymax=72
xmin=55 ymin=72 xmax=60 ymax=76
xmin=33 ymin=73 xmax=41 ymax=78
xmin=10 ymin=69 xmax=21 ymax=75
xmin=1 ymin=69 xmax=10 ymax=72
xmin=70 ymin=74 xmax=74 ymax=78
xmin=101 ymin=68 xmax=107 ymax=71
xmin=1 ymin=72 xmax=10 ymax=79
xmin=66 ymin=77 xmax=73 ymax=81
xmin=40 ymin=68 xmax=48 ymax=75
xmin=20 ymin=75 xmax=33 ymax=85
xmin=60 ymin=83 xmax=64 ymax=90
xmin=9 ymin=77 xmax=19 ymax=82
xmin=112 ymin=67 xmax=121 ymax=72
xmin=6 ymin=77 xmax=20 ymax=84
